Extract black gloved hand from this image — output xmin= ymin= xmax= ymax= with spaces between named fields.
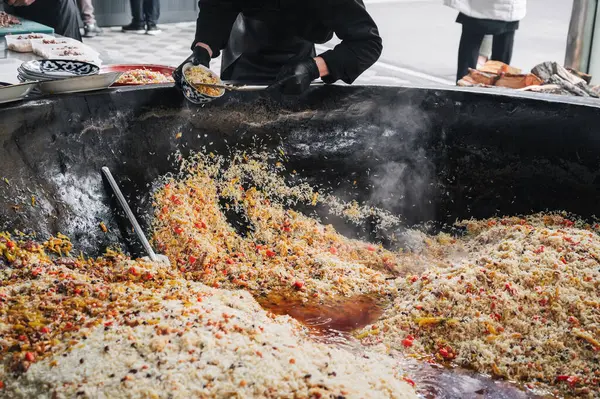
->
xmin=272 ymin=58 xmax=320 ymax=95
xmin=174 ymin=45 xmax=212 ymax=88
xmin=190 ymin=45 xmax=211 ymax=67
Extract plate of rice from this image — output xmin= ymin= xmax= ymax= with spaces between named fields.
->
xmin=102 ymin=64 xmax=175 ymax=86
xmin=183 ymin=64 xmax=225 ymax=97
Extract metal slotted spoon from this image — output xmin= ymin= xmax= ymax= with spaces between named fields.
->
xmin=102 ymin=167 xmax=170 ymax=265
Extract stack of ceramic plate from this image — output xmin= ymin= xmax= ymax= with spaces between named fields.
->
xmin=18 ymin=59 xmax=100 ymax=83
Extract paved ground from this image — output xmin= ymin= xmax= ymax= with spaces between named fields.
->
xmin=84 ymin=0 xmax=574 ymax=85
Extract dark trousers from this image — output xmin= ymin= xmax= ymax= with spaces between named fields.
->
xmin=130 ymin=0 xmax=160 ymax=25
xmin=5 ymin=0 xmax=82 ymax=41
xmin=456 ymin=27 xmax=515 ymax=81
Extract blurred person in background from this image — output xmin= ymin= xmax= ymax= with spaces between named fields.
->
xmin=175 ymin=0 xmax=382 ymax=95
xmin=444 ymin=0 xmax=527 ymax=82
xmin=122 ymin=0 xmax=161 ymax=35
xmin=77 ymin=0 xmax=103 ymax=38
xmin=4 ymin=0 xmax=82 ymax=40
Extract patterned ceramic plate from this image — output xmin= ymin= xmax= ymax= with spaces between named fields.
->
xmin=20 ymin=59 xmax=99 ymax=78
xmin=178 ymin=63 xmax=225 ymax=104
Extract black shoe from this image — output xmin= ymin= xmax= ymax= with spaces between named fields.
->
xmin=83 ymin=23 xmax=103 ymax=38
xmin=146 ymin=24 xmax=162 ymax=35
xmin=122 ymin=22 xmax=146 ymax=34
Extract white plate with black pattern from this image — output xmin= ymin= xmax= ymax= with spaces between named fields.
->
xmin=21 ymin=59 xmax=100 ymax=78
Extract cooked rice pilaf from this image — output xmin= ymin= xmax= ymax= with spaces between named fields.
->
xmin=184 ymin=66 xmax=223 ymax=97
xmin=116 ymin=69 xmax=174 ymax=85
xmin=0 ymin=236 xmax=416 ymax=398
xmin=152 ymin=153 xmax=415 ymax=299
xmin=1 ymin=151 xmax=599 ymax=397
xmin=360 ymin=215 xmax=600 ymax=397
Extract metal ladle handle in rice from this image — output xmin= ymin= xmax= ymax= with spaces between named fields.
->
xmin=101 ymin=166 xmax=158 ymax=262
xmin=190 ymin=81 xmax=326 ymax=92
xmin=189 ymin=81 xmax=266 ymax=91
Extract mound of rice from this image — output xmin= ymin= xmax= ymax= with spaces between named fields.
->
xmin=359 ymin=215 xmax=600 ymax=397
xmin=0 ymin=234 xmax=416 ymax=398
xmin=3 ymin=149 xmax=600 ymax=398
xmin=152 ymin=153 xmax=422 ymax=299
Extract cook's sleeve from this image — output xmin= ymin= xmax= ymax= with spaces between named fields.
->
xmin=193 ymin=0 xmax=241 ymax=57
xmin=317 ymin=0 xmax=383 ymax=84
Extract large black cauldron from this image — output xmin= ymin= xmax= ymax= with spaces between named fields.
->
xmin=0 ymin=85 xmax=599 ymax=256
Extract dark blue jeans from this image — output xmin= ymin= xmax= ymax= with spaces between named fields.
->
xmin=130 ymin=0 xmax=160 ymax=26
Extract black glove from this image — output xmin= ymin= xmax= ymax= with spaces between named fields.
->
xmin=174 ymin=46 xmax=211 ymax=88
xmin=190 ymin=45 xmax=211 ymax=67
xmin=272 ymin=58 xmax=320 ymax=95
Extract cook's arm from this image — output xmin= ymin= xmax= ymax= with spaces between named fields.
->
xmin=317 ymin=0 xmax=383 ymax=84
xmin=193 ymin=0 xmax=241 ymax=58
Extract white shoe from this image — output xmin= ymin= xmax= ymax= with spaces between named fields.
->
xmin=146 ymin=25 xmax=162 ymax=35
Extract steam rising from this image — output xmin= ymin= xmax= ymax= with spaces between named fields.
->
xmin=364 ymin=104 xmax=437 ymax=249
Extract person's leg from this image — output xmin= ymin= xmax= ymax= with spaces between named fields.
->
xmin=79 ymin=0 xmax=95 ymax=25
xmin=123 ymin=0 xmax=146 ymax=32
xmin=57 ymin=0 xmax=83 ymax=41
xmin=130 ymin=0 xmax=144 ymax=25
xmin=457 ymin=25 xmax=484 ymax=82
xmin=80 ymin=0 xmax=103 ymax=37
xmin=76 ymin=0 xmax=84 ymax=18
xmin=144 ymin=0 xmax=161 ymax=35
xmin=491 ymin=31 xmax=516 ymax=65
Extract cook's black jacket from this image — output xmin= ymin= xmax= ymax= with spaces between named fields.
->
xmin=193 ymin=0 xmax=383 ymax=84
